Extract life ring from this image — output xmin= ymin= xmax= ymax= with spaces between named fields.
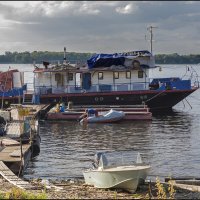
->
xmin=95 ymin=97 xmax=99 ymax=101
xmin=132 ymin=60 xmax=140 ymax=68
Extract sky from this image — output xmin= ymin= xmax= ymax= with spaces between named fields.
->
xmin=0 ymin=1 xmax=200 ymax=55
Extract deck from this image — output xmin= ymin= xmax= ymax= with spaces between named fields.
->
xmin=0 ymin=142 xmax=30 ymax=162
xmin=9 ymin=104 xmax=52 ymax=120
xmin=0 ymin=137 xmax=32 ymax=174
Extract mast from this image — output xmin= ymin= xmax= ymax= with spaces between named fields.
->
xmin=63 ymin=47 xmax=67 ymax=64
xmin=147 ymin=26 xmax=158 ymax=54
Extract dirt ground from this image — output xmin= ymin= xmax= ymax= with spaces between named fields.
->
xmin=1 ymin=176 xmax=200 ymax=199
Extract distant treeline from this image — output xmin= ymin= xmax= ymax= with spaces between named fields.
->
xmin=0 ymin=51 xmax=200 ymax=64
xmin=0 ymin=51 xmax=93 ymax=64
xmin=155 ymin=53 xmax=200 ymax=64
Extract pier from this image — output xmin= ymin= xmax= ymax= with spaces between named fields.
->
xmin=0 ymin=103 xmax=52 ymax=190
xmin=8 ymin=104 xmax=52 ymax=120
xmin=0 ymin=139 xmax=31 ymax=175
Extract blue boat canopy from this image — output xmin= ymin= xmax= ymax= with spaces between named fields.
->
xmin=87 ymin=50 xmax=152 ymax=69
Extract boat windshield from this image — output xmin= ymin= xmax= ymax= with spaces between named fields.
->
xmin=94 ymin=151 xmax=146 ymax=168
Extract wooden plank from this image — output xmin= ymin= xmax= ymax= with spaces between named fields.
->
xmin=10 ymin=150 xmax=22 ymax=157
xmin=1 ymin=138 xmax=20 ymax=146
xmin=0 ymin=161 xmax=36 ymax=190
xmin=0 ymin=144 xmax=30 ymax=162
xmin=175 ymin=180 xmax=200 ymax=185
xmin=173 ymin=182 xmax=200 ymax=192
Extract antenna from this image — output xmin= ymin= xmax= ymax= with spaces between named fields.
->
xmin=147 ymin=26 xmax=158 ymax=54
xmin=63 ymin=47 xmax=67 ymax=64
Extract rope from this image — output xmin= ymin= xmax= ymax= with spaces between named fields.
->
xmin=184 ymin=98 xmax=192 ymax=109
xmin=145 ymin=90 xmax=166 ymax=103
xmin=181 ymin=99 xmax=186 ymax=109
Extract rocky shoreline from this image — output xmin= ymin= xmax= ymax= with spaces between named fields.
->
xmin=1 ymin=176 xmax=200 ymax=199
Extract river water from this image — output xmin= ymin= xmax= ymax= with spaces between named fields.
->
xmin=1 ymin=63 xmax=200 ymax=181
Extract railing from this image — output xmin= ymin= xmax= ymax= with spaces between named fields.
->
xmin=181 ymin=65 xmax=199 ymax=88
xmin=32 ymin=81 xmax=150 ymax=95
xmin=28 ymin=75 xmax=198 ymax=96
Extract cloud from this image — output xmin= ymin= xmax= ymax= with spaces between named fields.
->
xmin=0 ymin=1 xmax=199 ymax=54
xmin=116 ymin=3 xmax=137 ymax=14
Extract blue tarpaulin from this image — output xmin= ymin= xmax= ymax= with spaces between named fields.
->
xmin=0 ymin=84 xmax=27 ymax=97
xmin=87 ymin=50 xmax=152 ymax=69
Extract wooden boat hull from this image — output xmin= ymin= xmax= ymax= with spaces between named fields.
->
xmin=46 ymin=106 xmax=152 ymax=121
xmin=47 ymin=112 xmax=152 ymax=121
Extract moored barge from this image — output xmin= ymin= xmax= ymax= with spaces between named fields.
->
xmin=31 ymin=48 xmax=199 ymax=112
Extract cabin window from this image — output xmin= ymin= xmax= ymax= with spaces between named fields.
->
xmin=138 ymin=70 xmax=143 ymax=78
xmin=75 ymin=72 xmax=81 ymax=88
xmin=126 ymin=71 xmax=131 ymax=79
xmin=68 ymin=73 xmax=73 ymax=81
xmin=114 ymin=72 xmax=119 ymax=79
xmin=98 ymin=72 xmax=103 ymax=80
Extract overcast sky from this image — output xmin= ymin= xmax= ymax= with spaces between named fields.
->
xmin=0 ymin=1 xmax=200 ymax=55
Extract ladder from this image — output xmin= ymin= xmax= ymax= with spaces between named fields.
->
xmin=22 ymin=93 xmax=33 ymax=105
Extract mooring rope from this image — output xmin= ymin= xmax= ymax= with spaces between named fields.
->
xmin=145 ymin=90 xmax=166 ymax=103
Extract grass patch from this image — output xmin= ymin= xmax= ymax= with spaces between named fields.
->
xmin=0 ymin=187 xmax=47 ymax=199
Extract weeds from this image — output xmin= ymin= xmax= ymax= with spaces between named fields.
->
xmin=155 ymin=177 xmax=167 ymax=199
xmin=1 ymin=187 xmax=47 ymax=199
xmin=168 ymin=180 xmax=176 ymax=199
xmin=145 ymin=177 xmax=176 ymax=199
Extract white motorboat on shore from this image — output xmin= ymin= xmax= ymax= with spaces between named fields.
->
xmin=83 ymin=152 xmax=151 ymax=193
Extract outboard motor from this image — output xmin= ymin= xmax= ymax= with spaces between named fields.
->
xmin=92 ymin=152 xmax=108 ymax=169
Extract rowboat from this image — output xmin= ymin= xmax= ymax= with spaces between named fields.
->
xmin=83 ymin=152 xmax=151 ymax=193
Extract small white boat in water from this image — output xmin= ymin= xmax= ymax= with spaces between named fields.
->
xmin=80 ymin=109 xmax=125 ymax=123
xmin=83 ymin=152 xmax=151 ymax=193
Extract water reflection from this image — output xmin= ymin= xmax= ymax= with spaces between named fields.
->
xmin=24 ymin=108 xmax=200 ymax=181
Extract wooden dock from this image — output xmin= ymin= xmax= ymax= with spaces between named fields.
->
xmin=0 ymin=161 xmax=37 ymax=190
xmin=0 ymin=103 xmax=51 ymax=191
xmin=0 ymin=139 xmax=31 ymax=175
xmin=9 ymin=104 xmax=52 ymax=120
xmin=0 ymin=138 xmax=43 ymax=191
xmin=0 ymin=104 xmax=47 ymax=176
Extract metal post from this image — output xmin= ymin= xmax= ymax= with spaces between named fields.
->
xmin=147 ymin=26 xmax=158 ymax=54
